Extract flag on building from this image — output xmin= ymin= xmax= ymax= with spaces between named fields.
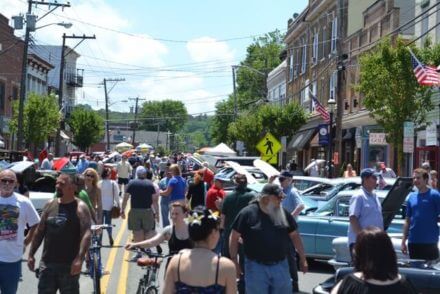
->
xmin=409 ymin=49 xmax=440 ymax=86
xmin=310 ymin=90 xmax=330 ymax=123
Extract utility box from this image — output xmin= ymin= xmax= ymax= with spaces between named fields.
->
xmin=11 ymin=15 xmax=24 ymax=30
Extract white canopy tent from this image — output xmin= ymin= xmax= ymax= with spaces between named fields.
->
xmin=204 ymin=143 xmax=236 ymax=156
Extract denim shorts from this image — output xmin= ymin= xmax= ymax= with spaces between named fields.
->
xmin=38 ymin=263 xmax=79 ymax=294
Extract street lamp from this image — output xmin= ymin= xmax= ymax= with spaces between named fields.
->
xmin=35 ymin=22 xmax=73 ymax=30
xmin=327 ymin=97 xmax=336 ymax=178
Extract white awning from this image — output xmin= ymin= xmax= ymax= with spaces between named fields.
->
xmin=60 ymin=130 xmax=70 ymax=140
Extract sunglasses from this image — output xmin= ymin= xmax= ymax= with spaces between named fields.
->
xmin=85 ymin=174 xmax=95 ymax=178
xmin=1 ymin=179 xmax=15 ymax=184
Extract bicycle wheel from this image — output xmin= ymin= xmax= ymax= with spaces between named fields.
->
xmin=145 ymin=286 xmax=158 ymax=294
xmin=92 ymin=252 xmax=101 ymax=294
xmin=136 ymin=278 xmax=148 ymax=294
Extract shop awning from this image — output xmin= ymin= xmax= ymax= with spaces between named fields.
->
xmin=288 ymin=129 xmax=315 ymax=151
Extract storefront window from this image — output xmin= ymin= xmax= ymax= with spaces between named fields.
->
xmin=367 ymin=145 xmax=387 ymax=168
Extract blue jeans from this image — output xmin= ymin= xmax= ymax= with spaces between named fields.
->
xmin=245 ymin=258 xmax=292 ymax=294
xmin=0 ymin=260 xmax=21 ymax=294
xmin=160 ymin=201 xmax=170 ymax=227
xmin=102 ymin=210 xmax=113 ymax=237
xmin=38 ymin=263 xmax=79 ymax=294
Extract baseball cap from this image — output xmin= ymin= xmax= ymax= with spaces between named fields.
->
xmin=261 ymin=183 xmax=283 ymax=197
xmin=136 ymin=167 xmax=147 ymax=177
xmin=360 ymin=168 xmax=380 ymax=179
xmin=279 ymin=170 xmax=293 ymax=178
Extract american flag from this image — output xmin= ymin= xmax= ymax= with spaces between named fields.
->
xmin=310 ymin=90 xmax=330 ymax=123
xmin=409 ymin=49 xmax=440 ymax=86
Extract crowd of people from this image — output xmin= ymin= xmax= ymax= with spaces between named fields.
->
xmin=0 ymin=148 xmax=439 ymax=293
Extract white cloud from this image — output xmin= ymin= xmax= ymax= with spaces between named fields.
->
xmin=1 ymin=1 xmax=231 ymax=115
xmin=187 ymin=37 xmax=235 ymax=65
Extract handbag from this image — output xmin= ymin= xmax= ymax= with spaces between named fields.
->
xmin=110 ymin=181 xmax=120 ymax=219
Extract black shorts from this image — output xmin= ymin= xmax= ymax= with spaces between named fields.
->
xmin=118 ymin=178 xmax=129 ymax=185
xmin=408 ymin=243 xmax=439 ymax=260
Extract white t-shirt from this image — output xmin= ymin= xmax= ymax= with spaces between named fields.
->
xmin=117 ymin=161 xmax=132 ymax=178
xmin=99 ymin=180 xmax=120 ymax=211
xmin=0 ymin=193 xmax=40 ymax=262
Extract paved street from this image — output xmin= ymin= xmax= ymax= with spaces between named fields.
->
xmin=17 ymin=216 xmax=334 ymax=294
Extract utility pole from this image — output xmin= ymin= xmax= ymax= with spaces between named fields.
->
xmin=334 ymin=0 xmax=345 ymax=177
xmin=128 ymin=97 xmax=146 ymax=145
xmin=103 ymin=78 xmax=125 ymax=151
xmin=55 ymin=33 xmax=96 ymax=156
xmin=232 ymin=66 xmax=238 ymax=121
xmin=17 ymin=0 xmax=70 ymax=151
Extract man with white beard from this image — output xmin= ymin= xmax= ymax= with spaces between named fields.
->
xmin=229 ymin=183 xmax=308 ymax=294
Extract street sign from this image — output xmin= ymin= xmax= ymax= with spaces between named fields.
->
xmin=256 ymin=132 xmax=281 ymax=156
xmin=261 ymin=153 xmax=278 ymax=164
xmin=403 ymin=137 xmax=414 ymax=153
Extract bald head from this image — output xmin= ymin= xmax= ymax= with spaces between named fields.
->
xmin=0 ymin=169 xmax=17 ymax=197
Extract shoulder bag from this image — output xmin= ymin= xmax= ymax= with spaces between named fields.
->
xmin=111 ymin=180 xmax=121 ymax=219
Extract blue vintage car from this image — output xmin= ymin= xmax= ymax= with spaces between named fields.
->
xmin=313 ymin=261 xmax=440 ymax=294
xmin=297 ymin=177 xmax=413 ymax=260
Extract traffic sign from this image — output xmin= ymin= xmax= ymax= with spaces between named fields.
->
xmin=256 ymin=132 xmax=281 ymax=156
xmin=261 ymin=153 xmax=278 ymax=164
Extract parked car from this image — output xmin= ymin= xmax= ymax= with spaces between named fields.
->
xmin=6 ymin=161 xmax=56 ymax=214
xmin=296 ymin=177 xmax=413 ymax=260
xmin=313 ymin=261 xmax=440 ymax=294
xmin=247 ymin=182 xmax=318 ymax=215
xmin=300 ymin=176 xmax=396 ymax=203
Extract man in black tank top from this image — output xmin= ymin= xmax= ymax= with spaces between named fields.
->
xmin=28 ymin=174 xmax=92 ymax=294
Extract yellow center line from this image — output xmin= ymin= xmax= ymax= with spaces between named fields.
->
xmin=101 ymin=215 xmax=128 ymax=293
xmin=117 ymin=242 xmax=131 ymax=293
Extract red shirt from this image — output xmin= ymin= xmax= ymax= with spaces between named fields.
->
xmin=203 ymin=168 xmax=214 ymax=186
xmin=206 ymin=185 xmax=225 ymax=212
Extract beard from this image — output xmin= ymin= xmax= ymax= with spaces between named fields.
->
xmin=56 ymin=188 xmax=63 ymax=198
xmin=265 ymin=201 xmax=288 ymax=227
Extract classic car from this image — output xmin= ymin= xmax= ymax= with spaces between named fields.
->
xmin=313 ymin=261 xmax=440 ymax=294
xmin=6 ymin=161 xmax=56 ymax=214
xmin=300 ymin=176 xmax=396 ymax=203
xmin=247 ymin=182 xmax=319 ymax=215
xmin=296 ymin=177 xmax=413 ymax=260
xmin=329 ymin=235 xmax=440 ymax=270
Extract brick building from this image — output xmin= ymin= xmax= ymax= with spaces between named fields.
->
xmin=0 ymin=14 xmax=24 ymax=148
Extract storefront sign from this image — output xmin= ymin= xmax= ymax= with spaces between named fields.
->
xmin=369 ymin=133 xmax=387 ymax=145
xmin=355 ymin=127 xmax=362 ymax=149
xmin=426 ymin=123 xmax=438 ymax=146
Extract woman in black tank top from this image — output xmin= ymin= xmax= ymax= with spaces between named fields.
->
xmin=125 ymin=203 xmax=192 ymax=253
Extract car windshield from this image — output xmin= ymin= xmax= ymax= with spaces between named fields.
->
xmin=313 ymin=196 xmax=339 ymax=216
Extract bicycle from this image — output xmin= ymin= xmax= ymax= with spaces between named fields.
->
xmin=135 ymin=252 xmax=172 ymax=294
xmin=89 ymin=224 xmax=114 ymax=294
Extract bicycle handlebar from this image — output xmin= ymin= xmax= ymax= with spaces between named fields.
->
xmin=91 ymin=224 xmax=115 ymax=231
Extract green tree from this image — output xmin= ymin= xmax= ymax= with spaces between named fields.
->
xmin=140 ymin=100 xmax=188 ymax=134
xmin=68 ymin=107 xmax=105 ymax=151
xmin=228 ymin=102 xmax=307 ymax=154
xmin=211 ymin=30 xmax=285 ymax=144
xmin=9 ymin=93 xmax=60 ymax=154
xmin=357 ymin=38 xmax=435 ymax=174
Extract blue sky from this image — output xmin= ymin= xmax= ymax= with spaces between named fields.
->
xmin=3 ymin=0 xmax=308 ymax=115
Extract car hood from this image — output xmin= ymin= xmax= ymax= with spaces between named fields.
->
xmin=382 ymin=177 xmax=413 ymax=230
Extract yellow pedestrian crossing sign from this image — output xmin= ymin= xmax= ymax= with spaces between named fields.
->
xmin=256 ymin=133 xmax=281 ymax=163
xmin=261 ymin=153 xmax=278 ymax=164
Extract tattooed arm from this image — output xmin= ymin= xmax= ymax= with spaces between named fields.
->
xmin=27 ymin=200 xmax=53 ymax=271
xmin=71 ymin=200 xmax=92 ymax=275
